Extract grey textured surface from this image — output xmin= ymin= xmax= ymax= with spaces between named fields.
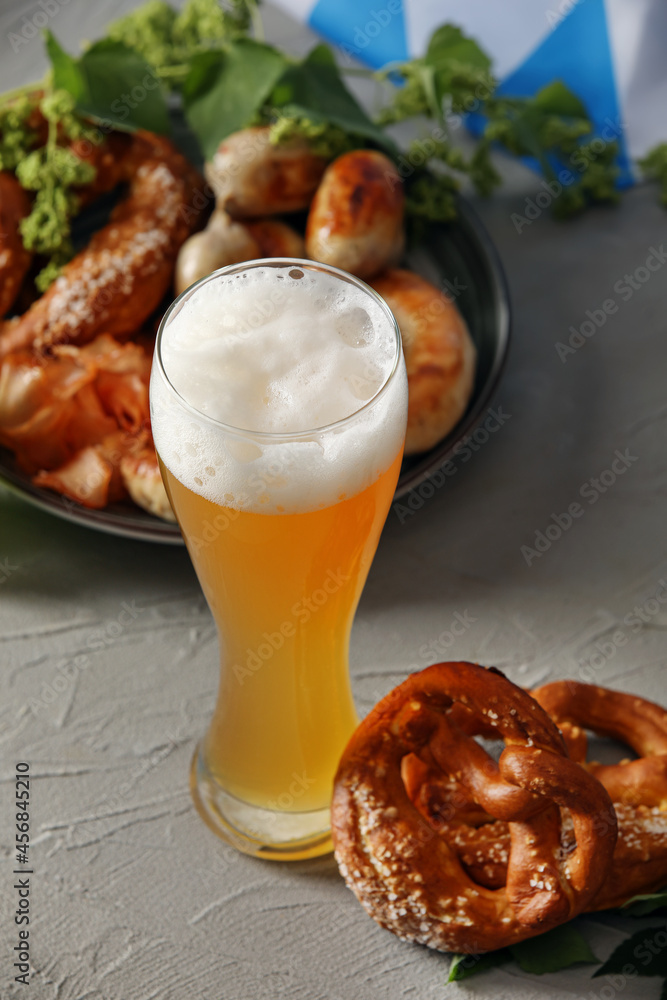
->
xmin=1 ymin=3 xmax=667 ymax=998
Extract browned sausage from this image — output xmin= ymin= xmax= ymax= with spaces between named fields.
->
xmin=244 ymin=218 xmax=305 ymax=258
xmin=205 ymin=127 xmax=328 ymax=218
xmin=370 ymin=268 xmax=476 ymax=454
xmin=175 ymin=214 xmax=306 ymax=295
xmin=305 ymin=150 xmax=404 ymax=280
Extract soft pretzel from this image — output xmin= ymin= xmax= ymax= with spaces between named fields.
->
xmin=0 ymin=128 xmax=205 ymax=516
xmin=532 ymin=681 xmax=667 ymax=909
xmin=0 ymin=130 xmax=204 ymax=359
xmin=405 ymin=680 xmax=667 ymax=916
xmin=332 ymin=662 xmax=617 ymax=953
xmin=532 ymin=681 xmax=667 ymax=808
xmin=0 ymin=172 xmax=32 ymax=318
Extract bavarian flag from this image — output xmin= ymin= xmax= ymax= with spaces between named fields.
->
xmin=274 ymin=0 xmax=667 ymax=184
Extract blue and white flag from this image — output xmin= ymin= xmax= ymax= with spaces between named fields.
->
xmin=274 ymin=0 xmax=667 ymax=179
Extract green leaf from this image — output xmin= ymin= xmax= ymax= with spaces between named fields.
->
xmin=622 ymin=891 xmax=667 ymax=917
xmin=79 ymin=39 xmax=170 ymax=132
xmin=446 ymin=923 xmax=598 ymax=982
xmin=426 ymin=24 xmax=492 ymax=72
xmin=422 ymin=24 xmax=495 ymax=117
xmin=594 ymin=927 xmax=667 ymax=979
xmin=105 ymin=1 xmax=177 ymax=73
xmin=183 ymin=39 xmax=288 ymax=159
xmin=509 ymin=924 xmax=599 ymax=975
xmin=416 ymin=63 xmax=441 ymax=122
xmin=533 ymin=80 xmax=588 ymax=120
xmin=45 ymin=31 xmax=86 ymax=101
xmin=181 ymin=49 xmax=223 ymax=105
xmin=639 ymin=142 xmax=667 ymax=208
xmin=272 ymin=44 xmax=396 ymax=154
xmin=448 ymin=949 xmax=510 ymax=982
xmin=482 ymin=86 xmax=593 ymax=193
xmin=46 ymin=32 xmax=170 ymax=133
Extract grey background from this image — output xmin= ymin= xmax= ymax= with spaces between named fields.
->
xmin=1 ymin=2 xmax=666 ymax=998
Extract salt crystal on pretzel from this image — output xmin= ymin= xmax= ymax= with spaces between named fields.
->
xmin=395 ymin=678 xmax=667 ymax=920
xmin=332 ymin=662 xmax=617 ymax=954
xmin=0 ymin=131 xmax=204 ymax=358
xmin=532 ymin=681 xmax=667 ymax=808
xmin=532 ymin=680 xmax=667 ymax=909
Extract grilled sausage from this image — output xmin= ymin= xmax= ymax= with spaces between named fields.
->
xmin=305 ymin=150 xmax=404 ymax=280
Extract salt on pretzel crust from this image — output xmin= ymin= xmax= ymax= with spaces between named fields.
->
xmin=332 ymin=662 xmax=617 ymax=953
xmin=0 ymin=130 xmax=204 ymax=359
xmin=400 ymin=680 xmax=667 ymax=917
xmin=532 ymin=681 xmax=667 ymax=808
xmin=532 ymin=680 xmax=667 ymax=909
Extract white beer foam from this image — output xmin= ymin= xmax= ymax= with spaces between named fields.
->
xmin=151 ymin=264 xmax=408 ymax=513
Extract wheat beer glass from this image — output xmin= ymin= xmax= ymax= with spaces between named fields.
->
xmin=150 ymin=259 xmax=408 ymax=859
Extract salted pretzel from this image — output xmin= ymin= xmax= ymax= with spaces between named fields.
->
xmin=404 ymin=680 xmax=667 ymax=915
xmin=532 ymin=681 xmax=667 ymax=808
xmin=0 ymin=126 xmax=206 ymax=514
xmin=0 ymin=128 xmax=205 ymax=359
xmin=332 ymin=662 xmax=617 ymax=953
xmin=0 ymin=172 xmax=32 ymax=318
xmin=532 ymin=681 xmax=667 ymax=909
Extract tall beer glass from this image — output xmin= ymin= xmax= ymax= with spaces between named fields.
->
xmin=150 ymin=259 xmax=407 ymax=859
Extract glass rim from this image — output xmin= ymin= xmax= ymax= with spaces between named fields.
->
xmin=154 ymin=257 xmax=403 ymax=443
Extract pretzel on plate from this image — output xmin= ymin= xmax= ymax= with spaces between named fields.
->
xmin=332 ymin=662 xmax=617 ymax=954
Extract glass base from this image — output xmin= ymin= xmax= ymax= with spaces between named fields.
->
xmin=189 ymin=744 xmax=334 ymax=860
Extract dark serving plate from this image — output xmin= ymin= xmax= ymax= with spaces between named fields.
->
xmin=397 ymin=197 xmax=511 ymax=498
xmin=0 ymin=119 xmax=510 ymax=542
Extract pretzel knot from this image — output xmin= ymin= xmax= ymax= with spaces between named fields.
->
xmin=530 ymin=680 xmax=667 ymax=910
xmin=332 ymin=662 xmax=617 ymax=954
xmin=532 ymin=681 xmax=667 ymax=808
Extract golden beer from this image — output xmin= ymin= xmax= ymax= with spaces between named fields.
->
xmin=161 ymin=451 xmax=402 ymax=813
xmin=151 ymin=260 xmax=407 ymax=858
